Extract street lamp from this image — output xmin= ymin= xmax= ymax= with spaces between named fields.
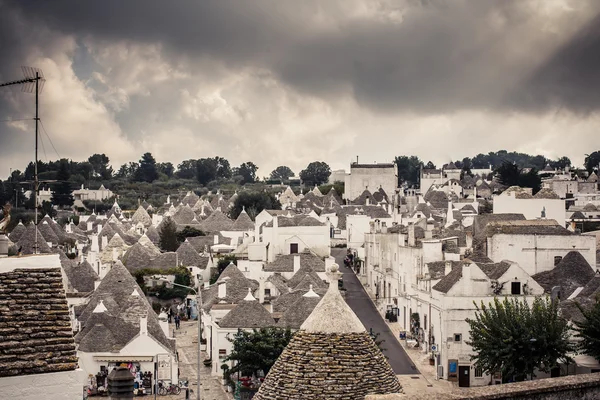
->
xmin=154 ymin=276 xmax=203 ymax=400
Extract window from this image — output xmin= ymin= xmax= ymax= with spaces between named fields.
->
xmin=554 ymin=256 xmax=563 ymax=266
xmin=511 ymin=282 xmax=521 ymax=295
xmin=424 ymin=314 xmax=428 ymax=330
xmin=475 ymin=367 xmax=483 ymax=378
xmin=290 ymin=243 xmax=299 ymax=254
xmin=454 ymin=334 xmax=462 ymax=342
xmin=264 ymin=289 xmax=271 ymax=297
xmin=219 ymin=349 xmax=227 ymax=359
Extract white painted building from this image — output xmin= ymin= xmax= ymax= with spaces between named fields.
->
xmin=493 ymin=188 xmax=565 ymax=223
xmin=344 ymin=163 xmax=398 ymax=201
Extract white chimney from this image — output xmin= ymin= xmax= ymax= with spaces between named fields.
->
xmin=87 ymin=221 xmax=93 ymax=231
xmin=259 ymin=277 xmax=265 ymax=303
xmin=408 ymin=224 xmax=416 ymax=247
xmin=66 ymin=222 xmax=72 ymax=233
xmin=218 ymin=282 xmax=227 ymax=299
xmin=293 ymin=255 xmax=301 ymax=274
xmin=140 ymin=315 xmax=148 ymax=336
xmin=462 ymin=264 xmax=471 ymax=294
xmin=424 ymin=230 xmax=432 ymax=240
xmin=445 ymin=261 xmax=452 ymax=276
xmin=112 ymin=248 xmax=118 ymax=261
xmin=366 ymin=196 xmax=370 ymax=206
xmin=94 ymin=280 xmax=101 ymax=290
xmin=213 ymin=235 xmax=219 ymax=245
xmin=97 ymin=224 xmax=102 ymax=234
xmin=101 ymin=235 xmax=108 ymax=249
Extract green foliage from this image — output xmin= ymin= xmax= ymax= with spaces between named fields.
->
xmin=224 ymin=328 xmax=294 ymax=380
xmin=133 ymin=152 xmax=159 ymax=183
xmin=395 ymin=156 xmax=422 ymax=187
xmin=230 ymin=191 xmax=281 ymax=220
xmin=584 ymin=151 xmax=600 ymax=173
xmin=211 ymin=255 xmax=237 ymax=284
xmin=50 ymin=160 xmax=74 ymax=208
xmin=133 ymin=267 xmax=192 ymax=300
xmin=269 ymin=166 xmax=294 ymax=182
xmin=466 ymin=297 xmax=573 ymax=382
xmin=176 ymin=226 xmax=206 ymax=242
xmin=82 ymin=199 xmax=114 ymax=213
xmin=159 ymin=217 xmax=179 ymax=252
xmin=573 ymin=298 xmax=600 ymax=362
xmin=299 ymin=161 xmax=331 ymax=186
xmin=479 ymin=200 xmax=493 ymax=214
xmin=236 ymin=162 xmax=258 ymax=184
xmin=157 ymin=162 xmax=174 ymax=178
xmin=317 ymin=181 xmax=344 ymax=198
xmin=495 ymin=162 xmax=542 ymax=193
xmin=196 ymin=157 xmax=232 ymax=185
xmin=41 ymin=201 xmax=56 ymax=218
xmin=88 ymin=153 xmax=113 ymax=179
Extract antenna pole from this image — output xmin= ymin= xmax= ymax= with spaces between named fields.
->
xmin=34 ymin=72 xmax=39 ymax=254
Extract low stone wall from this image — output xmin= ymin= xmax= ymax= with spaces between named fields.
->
xmin=366 ymin=373 xmax=600 ymax=400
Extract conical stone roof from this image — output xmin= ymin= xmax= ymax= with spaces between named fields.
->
xmin=231 ymin=209 xmax=255 ymax=231
xmin=8 ymin=221 xmax=26 ymax=242
xmin=254 ymin=264 xmax=401 ymax=400
xmin=131 ymin=205 xmax=152 ymax=227
xmin=145 ymin=225 xmax=160 ymax=244
xmin=17 ymin=223 xmax=52 ymax=254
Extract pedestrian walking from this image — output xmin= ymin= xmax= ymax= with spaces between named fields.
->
xmin=175 ymin=314 xmax=181 ymax=329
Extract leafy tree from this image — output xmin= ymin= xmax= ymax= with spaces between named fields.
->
xmin=211 ymin=254 xmax=237 ymax=284
xmin=270 ymin=166 xmax=294 ymax=182
xmin=157 ymin=267 xmax=192 ymax=300
xmin=115 ymin=162 xmax=138 ymax=179
xmin=176 ymin=226 xmax=206 ymax=243
xmin=223 ymin=327 xmax=293 ymax=381
xmin=196 ymin=158 xmax=218 ymax=185
xmin=214 ymin=156 xmax=232 ymax=180
xmin=176 ymin=159 xmax=198 ymax=179
xmin=519 ymin=168 xmax=542 ymax=193
xmin=466 ymin=297 xmax=573 ymax=382
xmin=550 ymin=156 xmax=571 ymax=170
xmin=159 ymin=217 xmax=179 ymax=252
xmin=584 ymin=151 xmax=600 ymax=173
xmin=88 ymin=153 xmax=113 ymax=179
xmin=573 ymin=298 xmax=600 ymax=363
xmin=50 ymin=160 xmax=74 ymax=208
xmin=237 ymin=162 xmax=258 ymax=184
xmin=394 ymin=156 xmax=422 ymax=187
xmin=495 ymin=162 xmax=541 ymax=193
xmin=230 ymin=192 xmax=281 ymax=220
xmin=318 ymin=182 xmax=345 ymax=198
xmin=299 ymin=161 xmax=331 ymax=186
xmin=157 ymin=162 xmax=174 ymax=178
xmin=133 ymin=153 xmax=159 ymax=183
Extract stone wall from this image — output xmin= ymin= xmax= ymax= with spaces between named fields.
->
xmin=0 ymin=369 xmax=87 ymax=400
xmin=366 ymin=373 xmax=600 ymax=400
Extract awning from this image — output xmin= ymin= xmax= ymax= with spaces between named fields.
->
xmin=93 ymin=356 xmax=154 ymax=362
xmin=573 ymin=354 xmax=600 ymax=369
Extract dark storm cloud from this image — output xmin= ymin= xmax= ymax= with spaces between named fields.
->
xmin=2 ymin=0 xmax=600 ymax=115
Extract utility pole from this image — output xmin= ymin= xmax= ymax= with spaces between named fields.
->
xmin=0 ymin=67 xmax=45 ymax=253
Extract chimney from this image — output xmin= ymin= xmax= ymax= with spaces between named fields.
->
xmin=425 ymin=230 xmax=432 ymax=240
xmin=445 ymin=261 xmax=452 ymax=276
xmin=65 ymin=222 xmax=72 ymax=233
xmin=366 ymin=196 xmax=370 ymax=206
xmin=462 ymin=264 xmax=471 ymax=293
xmin=97 ymin=224 xmax=102 ymax=234
xmin=259 ymin=276 xmax=265 ymax=303
xmin=101 ymin=235 xmax=108 ymax=249
xmin=112 ymin=248 xmax=118 ymax=261
xmin=140 ymin=315 xmax=148 ymax=336
xmin=408 ymin=224 xmax=416 ymax=247
xmin=158 ymin=311 xmax=170 ymax=338
xmin=273 ymin=216 xmax=279 ymax=229
xmin=293 ymin=255 xmax=301 ymax=274
xmin=94 ymin=280 xmax=101 ymax=290
xmin=0 ymin=234 xmax=8 ymax=257
xmin=213 ymin=234 xmax=219 ymax=245
xmin=87 ymin=221 xmax=93 ymax=231
xmin=218 ymin=281 xmax=227 ymax=299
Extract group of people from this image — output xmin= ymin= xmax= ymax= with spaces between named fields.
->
xmin=167 ymin=308 xmax=181 ymax=329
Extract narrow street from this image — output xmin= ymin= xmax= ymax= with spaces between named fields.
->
xmin=171 ymin=320 xmax=233 ymax=400
xmin=332 ymin=248 xmax=419 ymax=375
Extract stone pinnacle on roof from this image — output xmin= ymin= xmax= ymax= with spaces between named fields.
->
xmin=303 ymin=285 xmax=319 ymax=298
xmin=243 ymin=288 xmax=255 ymax=301
xmin=93 ymin=300 xmax=108 ymax=313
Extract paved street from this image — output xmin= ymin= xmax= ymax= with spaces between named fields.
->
xmin=332 ymin=248 xmax=418 ymax=375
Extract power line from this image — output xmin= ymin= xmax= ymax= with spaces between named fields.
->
xmin=39 ymin=119 xmax=60 ymax=159
xmin=38 ymin=127 xmax=48 ymax=162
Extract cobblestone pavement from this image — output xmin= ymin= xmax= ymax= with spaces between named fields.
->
xmin=160 ymin=321 xmax=233 ymax=400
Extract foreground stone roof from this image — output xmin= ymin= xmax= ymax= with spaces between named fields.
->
xmin=254 ymin=265 xmax=401 ymax=399
xmin=0 ymin=268 xmax=78 ymax=377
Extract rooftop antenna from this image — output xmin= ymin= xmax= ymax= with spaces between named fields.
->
xmin=0 ymin=66 xmax=46 ymax=253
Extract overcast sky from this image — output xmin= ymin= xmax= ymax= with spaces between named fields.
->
xmin=1 ymin=0 xmax=599 ymax=178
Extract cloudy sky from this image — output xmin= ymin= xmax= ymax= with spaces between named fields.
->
xmin=1 ymin=0 xmax=599 ymax=178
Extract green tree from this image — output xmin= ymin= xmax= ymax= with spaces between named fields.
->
xmin=237 ymin=162 xmax=258 ymax=184
xmin=176 ymin=159 xmax=198 ymax=179
xmin=299 ymin=161 xmax=331 ymax=186
xmin=88 ymin=153 xmax=113 ymax=179
xmin=466 ymin=297 xmax=573 ymax=382
xmin=519 ymin=168 xmax=542 ymax=194
xmin=584 ymin=151 xmax=600 ymax=173
xmin=223 ymin=327 xmax=293 ymax=381
xmin=50 ymin=160 xmax=74 ymax=208
xmin=176 ymin=226 xmax=206 ymax=243
xmin=214 ymin=156 xmax=232 ymax=180
xmin=157 ymin=162 xmax=174 ymax=178
xmin=159 ymin=217 xmax=179 ymax=252
xmin=550 ymin=156 xmax=571 ymax=170
xmin=573 ymin=298 xmax=600 ymax=363
xmin=270 ymin=166 xmax=294 ymax=182
xmin=197 ymin=158 xmax=218 ymax=185
xmin=394 ymin=156 xmax=422 ymax=186
xmin=230 ymin=191 xmax=281 ymax=220
xmin=496 ymin=162 xmax=521 ymax=187
xmin=133 ymin=153 xmax=159 ymax=183
xmin=115 ymin=162 xmax=138 ymax=179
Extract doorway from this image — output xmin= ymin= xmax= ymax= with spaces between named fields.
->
xmin=458 ymin=366 xmax=470 ymax=387
xmin=290 ymin=243 xmax=298 ymax=254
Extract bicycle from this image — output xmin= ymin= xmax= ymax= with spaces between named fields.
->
xmin=158 ymin=380 xmax=181 ymax=396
